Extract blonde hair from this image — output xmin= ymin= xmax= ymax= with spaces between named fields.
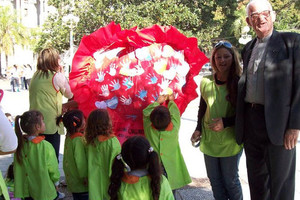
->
xmin=37 ymin=48 xmax=60 ymax=78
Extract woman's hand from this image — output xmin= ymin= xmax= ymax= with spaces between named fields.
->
xmin=191 ymin=130 xmax=202 ymax=143
xmin=57 ymin=65 xmax=64 ymax=73
xmin=209 ymin=118 xmax=224 ymax=132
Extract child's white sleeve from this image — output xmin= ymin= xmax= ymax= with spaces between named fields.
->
xmin=0 ymin=109 xmax=18 ymax=153
xmin=53 ymin=72 xmax=73 ymax=99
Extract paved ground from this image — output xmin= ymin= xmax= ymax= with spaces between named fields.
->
xmin=1 ymin=75 xmax=299 ymax=200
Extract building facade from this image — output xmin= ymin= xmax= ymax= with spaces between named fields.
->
xmin=0 ymin=0 xmax=50 ymax=74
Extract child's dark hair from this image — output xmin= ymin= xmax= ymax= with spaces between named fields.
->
xmin=85 ymin=109 xmax=112 ymax=145
xmin=5 ymin=113 xmax=12 ymax=117
xmin=56 ymin=109 xmax=84 ymax=135
xmin=15 ymin=110 xmax=43 ymax=164
xmin=108 ymin=136 xmax=162 ymax=200
xmin=150 ymin=106 xmax=171 ymax=131
xmin=6 ymin=163 xmax=14 ymax=181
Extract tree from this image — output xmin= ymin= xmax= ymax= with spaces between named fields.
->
xmin=271 ymin=0 xmax=300 ymax=33
xmin=35 ymin=0 xmax=299 ymax=55
xmin=0 ymin=6 xmax=29 ymax=76
xmin=35 ymin=0 xmax=240 ymax=54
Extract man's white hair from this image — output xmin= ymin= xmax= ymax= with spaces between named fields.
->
xmin=246 ymin=0 xmax=273 ymax=17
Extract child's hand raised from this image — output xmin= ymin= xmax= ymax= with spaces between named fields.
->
xmin=156 ymin=95 xmax=166 ymax=104
xmin=168 ymin=93 xmax=175 ymax=101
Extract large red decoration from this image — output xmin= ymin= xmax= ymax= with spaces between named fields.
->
xmin=69 ymin=22 xmax=208 ymax=143
xmin=0 ymin=89 xmax=3 ymax=103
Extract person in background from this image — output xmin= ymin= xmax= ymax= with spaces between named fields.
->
xmin=29 ymin=47 xmax=74 ymax=160
xmin=0 ymin=109 xmax=18 ymax=200
xmin=109 ymin=136 xmax=174 ymax=200
xmin=13 ymin=110 xmax=63 ymax=200
xmin=85 ymin=109 xmax=121 ymax=200
xmin=56 ymin=110 xmax=88 ymax=200
xmin=143 ymin=94 xmax=191 ymax=193
xmin=24 ymin=64 xmax=33 ymax=89
xmin=191 ymin=41 xmax=243 ymax=200
xmin=235 ymin=0 xmax=300 ymax=199
xmin=10 ymin=65 xmax=20 ymax=92
xmin=4 ymin=113 xmax=14 ymax=128
xmin=19 ymin=65 xmax=26 ymax=90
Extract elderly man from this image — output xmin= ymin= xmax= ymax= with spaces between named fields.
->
xmin=235 ymin=0 xmax=300 ymax=199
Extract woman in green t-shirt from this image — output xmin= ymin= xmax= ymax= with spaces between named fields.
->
xmin=191 ymin=41 xmax=243 ymax=200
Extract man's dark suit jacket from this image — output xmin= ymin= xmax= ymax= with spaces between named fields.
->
xmin=235 ymin=30 xmax=300 ymax=145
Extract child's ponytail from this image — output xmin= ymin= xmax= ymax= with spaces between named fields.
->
xmin=148 ymin=150 xmax=162 ymax=200
xmin=56 ymin=115 xmax=63 ymax=126
xmin=108 ymin=155 xmax=125 ymax=200
xmin=14 ymin=110 xmax=43 ymax=164
xmin=14 ymin=115 xmax=24 ymax=164
xmin=56 ymin=110 xmax=84 ymax=135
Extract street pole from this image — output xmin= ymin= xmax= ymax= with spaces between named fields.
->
xmin=62 ymin=1 xmax=79 ymax=73
xmin=69 ymin=0 xmax=75 ymax=68
xmin=69 ymin=25 xmax=74 ymax=68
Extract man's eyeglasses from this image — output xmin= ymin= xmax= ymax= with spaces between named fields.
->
xmin=214 ymin=41 xmax=232 ymax=49
xmin=250 ymin=10 xmax=271 ymax=20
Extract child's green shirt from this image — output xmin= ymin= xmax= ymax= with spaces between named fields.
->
xmin=143 ymin=101 xmax=191 ymax=190
xmin=14 ymin=136 xmax=60 ymax=200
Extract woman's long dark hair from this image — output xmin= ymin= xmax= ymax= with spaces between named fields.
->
xmin=108 ymin=136 xmax=162 ymax=200
xmin=56 ymin=109 xmax=84 ymax=135
xmin=15 ymin=110 xmax=43 ymax=164
xmin=210 ymin=42 xmax=241 ymax=106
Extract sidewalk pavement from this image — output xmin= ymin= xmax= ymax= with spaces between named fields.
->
xmin=1 ymin=75 xmax=299 ymax=199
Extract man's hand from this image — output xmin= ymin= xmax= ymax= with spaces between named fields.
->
xmin=284 ymin=129 xmax=299 ymax=150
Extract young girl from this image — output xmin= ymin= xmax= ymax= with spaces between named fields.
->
xmin=56 ymin=109 xmax=88 ymax=200
xmin=191 ymin=41 xmax=243 ymax=200
xmin=108 ymin=136 xmax=174 ymax=200
xmin=13 ymin=110 xmax=61 ymax=200
xmin=85 ymin=109 xmax=121 ymax=200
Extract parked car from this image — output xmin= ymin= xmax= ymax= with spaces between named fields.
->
xmin=200 ymin=63 xmax=212 ymax=73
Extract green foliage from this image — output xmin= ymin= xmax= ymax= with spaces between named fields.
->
xmin=35 ymin=0 xmax=300 ymax=55
xmin=0 ymin=6 xmax=31 ymax=75
xmin=271 ymin=0 xmax=300 ymax=33
xmin=0 ymin=6 xmax=29 ymax=55
xmin=36 ymin=0 xmax=239 ymax=54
